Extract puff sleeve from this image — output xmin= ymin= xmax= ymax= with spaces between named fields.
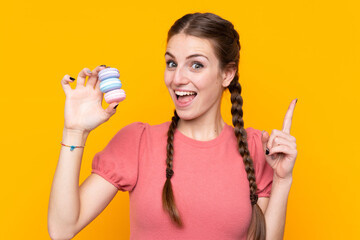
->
xmin=247 ymin=127 xmax=274 ymax=198
xmin=91 ymin=122 xmax=146 ymax=192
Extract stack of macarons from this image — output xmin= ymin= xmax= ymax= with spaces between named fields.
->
xmin=98 ymin=67 xmax=126 ymax=104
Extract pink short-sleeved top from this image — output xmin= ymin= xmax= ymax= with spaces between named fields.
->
xmin=91 ymin=122 xmax=273 ymax=240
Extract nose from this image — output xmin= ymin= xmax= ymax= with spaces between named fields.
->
xmin=173 ymin=65 xmax=190 ymax=86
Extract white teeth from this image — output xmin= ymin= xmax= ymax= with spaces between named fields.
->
xmin=175 ymin=90 xmax=196 ymax=96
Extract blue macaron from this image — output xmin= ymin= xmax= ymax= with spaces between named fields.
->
xmin=100 ymin=78 xmax=122 ymax=93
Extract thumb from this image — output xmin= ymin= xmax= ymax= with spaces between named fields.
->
xmin=261 ymin=130 xmax=270 ymax=154
xmin=104 ymin=102 xmax=119 ymax=117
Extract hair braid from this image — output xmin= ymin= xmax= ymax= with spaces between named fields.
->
xmin=228 ymin=72 xmax=266 ymax=240
xmin=228 ymin=74 xmax=266 ymax=240
xmin=162 ymin=110 xmax=183 ymax=227
xmin=228 ymin=76 xmax=257 ymax=198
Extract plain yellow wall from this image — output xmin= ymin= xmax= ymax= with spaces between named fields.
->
xmin=0 ymin=0 xmax=359 ymax=239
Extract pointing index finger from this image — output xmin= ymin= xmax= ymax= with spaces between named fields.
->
xmin=282 ymin=98 xmax=297 ymax=134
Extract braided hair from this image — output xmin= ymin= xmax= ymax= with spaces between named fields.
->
xmin=162 ymin=110 xmax=182 ymax=226
xmin=161 ymin=13 xmax=266 ymax=239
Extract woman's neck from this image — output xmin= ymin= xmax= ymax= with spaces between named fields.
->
xmin=177 ymin=109 xmax=226 ymax=141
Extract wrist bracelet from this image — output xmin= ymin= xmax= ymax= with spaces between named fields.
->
xmin=60 ymin=142 xmax=85 ymax=151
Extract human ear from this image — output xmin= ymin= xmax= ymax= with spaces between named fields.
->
xmin=221 ymin=63 xmax=237 ymax=88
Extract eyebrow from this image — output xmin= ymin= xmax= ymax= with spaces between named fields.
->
xmin=165 ymin=51 xmax=209 ymax=61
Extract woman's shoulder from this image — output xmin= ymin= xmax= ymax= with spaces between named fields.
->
xmin=107 ymin=121 xmax=170 ymax=147
xmin=226 ymin=124 xmax=262 ymax=140
xmin=119 ymin=121 xmax=170 ymax=129
xmin=147 ymin=121 xmax=171 ymax=130
xmin=118 ymin=121 xmax=171 ymax=136
xmin=244 ymin=126 xmax=265 ymax=157
xmin=226 ymin=125 xmax=262 ymax=150
xmin=245 ymin=126 xmax=262 ymax=138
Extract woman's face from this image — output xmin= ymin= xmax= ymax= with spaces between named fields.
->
xmin=164 ymin=33 xmax=227 ymax=121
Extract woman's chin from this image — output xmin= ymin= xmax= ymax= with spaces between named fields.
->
xmin=175 ymin=109 xmax=199 ymax=121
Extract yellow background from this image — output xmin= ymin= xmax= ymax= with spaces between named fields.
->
xmin=0 ymin=0 xmax=359 ymax=239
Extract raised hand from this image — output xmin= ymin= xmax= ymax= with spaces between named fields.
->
xmin=61 ymin=66 xmax=120 ymax=133
xmin=261 ymin=99 xmax=298 ymax=180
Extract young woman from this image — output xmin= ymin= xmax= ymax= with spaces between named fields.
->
xmin=48 ymin=13 xmax=297 ymax=240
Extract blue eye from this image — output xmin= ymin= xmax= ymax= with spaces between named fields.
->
xmin=166 ymin=61 xmax=177 ymax=68
xmin=192 ymin=62 xmax=203 ymax=69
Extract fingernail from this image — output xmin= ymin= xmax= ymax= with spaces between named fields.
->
xmin=100 ymin=65 xmax=106 ymax=67
xmin=113 ymin=104 xmax=119 ymax=110
xmin=296 ymin=98 xmax=298 ymax=103
xmin=265 ymin=148 xmax=269 ymax=155
xmin=70 ymin=77 xmax=75 ymax=81
xmin=86 ymin=70 xmax=92 ymax=74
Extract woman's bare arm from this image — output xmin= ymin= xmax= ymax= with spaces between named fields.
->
xmin=48 ymin=129 xmax=118 ymax=240
xmin=48 ymin=66 xmax=120 ymax=239
xmin=264 ymin=176 xmax=292 ymax=240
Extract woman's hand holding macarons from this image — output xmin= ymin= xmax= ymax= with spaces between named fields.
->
xmin=61 ymin=65 xmax=121 ymax=133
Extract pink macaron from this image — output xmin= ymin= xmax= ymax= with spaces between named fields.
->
xmin=104 ymin=89 xmax=126 ymax=104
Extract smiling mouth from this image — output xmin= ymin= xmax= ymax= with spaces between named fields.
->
xmin=174 ymin=90 xmax=197 ymax=103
